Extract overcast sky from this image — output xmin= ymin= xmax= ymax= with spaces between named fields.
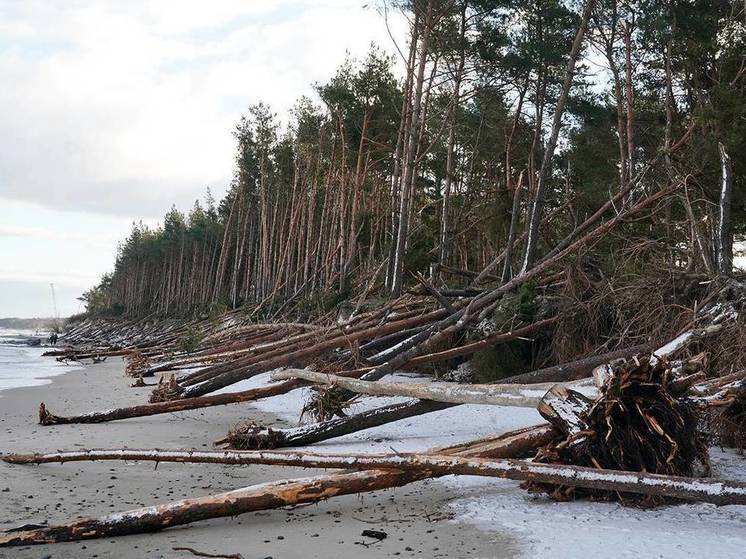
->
xmin=0 ymin=0 xmax=406 ymax=318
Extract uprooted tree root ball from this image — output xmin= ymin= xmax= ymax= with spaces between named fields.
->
xmin=302 ymin=385 xmax=361 ymax=422
xmin=526 ymin=356 xmax=709 ymax=506
xmin=215 ymin=421 xmax=285 ymax=449
xmin=148 ymin=375 xmax=184 ymax=403
xmin=125 ymin=350 xmax=150 ymax=377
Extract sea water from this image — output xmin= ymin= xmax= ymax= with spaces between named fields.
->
xmin=0 ymin=328 xmax=80 ymax=393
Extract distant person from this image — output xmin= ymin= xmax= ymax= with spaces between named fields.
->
xmin=49 ymin=332 xmax=58 ymax=345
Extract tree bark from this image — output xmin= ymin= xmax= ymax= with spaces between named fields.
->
xmin=521 ymin=0 xmax=597 ymax=272
xmin=270 ymin=368 xmax=591 ymax=407
xmin=218 ymin=398 xmax=454 ymax=449
xmin=3 ymin=451 xmax=744 ymax=546
xmin=391 ymin=0 xmax=434 ymax=297
xmin=716 ymin=142 xmax=734 ymax=276
xmin=0 ymin=427 xmax=557 ymax=547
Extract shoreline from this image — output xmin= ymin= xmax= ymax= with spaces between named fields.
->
xmin=0 ymin=357 xmax=517 ymax=559
xmin=0 ymin=341 xmax=82 ymax=394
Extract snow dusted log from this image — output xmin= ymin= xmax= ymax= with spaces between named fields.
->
xmin=502 ymin=344 xmax=650 ymax=385
xmin=2 ymin=453 xmax=744 ymax=546
xmin=270 ymin=369 xmax=591 ymax=407
xmin=0 ymin=425 xmax=557 ymax=547
xmin=649 ymin=322 xmax=726 ymax=368
xmin=536 ymin=385 xmax=592 ymax=435
xmin=217 ymin=399 xmax=455 ymax=449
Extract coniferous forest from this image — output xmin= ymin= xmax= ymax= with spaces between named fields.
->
xmin=80 ymin=0 xmax=745 ymax=319
xmin=5 ymin=1 xmax=746 ymax=552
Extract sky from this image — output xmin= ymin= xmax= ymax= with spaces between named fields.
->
xmin=0 ymin=0 xmax=407 ymax=318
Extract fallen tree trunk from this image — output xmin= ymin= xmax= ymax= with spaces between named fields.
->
xmin=402 ymin=317 xmax=557 ymax=367
xmin=0 ymin=425 xmax=556 ymax=547
xmin=269 ymin=369 xmax=593 ymax=407
xmin=501 ymin=344 xmax=651 ymax=385
xmin=36 ymin=319 xmax=556 ymax=425
xmin=217 ymin=398 xmax=454 ymax=449
xmin=2 ymin=451 xmax=744 ymax=547
xmin=37 ymin=380 xmax=303 ymax=425
xmin=5 ymin=448 xmax=744 ymax=506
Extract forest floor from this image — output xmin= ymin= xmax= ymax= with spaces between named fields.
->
xmin=1 ymin=360 xmax=745 ymax=558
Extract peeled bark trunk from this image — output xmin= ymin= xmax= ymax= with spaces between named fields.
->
xmin=0 ymin=426 xmax=556 ymax=547
xmin=5 ymin=449 xmax=744 ymax=507
xmin=37 ymin=380 xmax=302 ymax=425
xmin=2 ymin=451 xmax=743 ymax=546
xmin=270 ymin=368 xmax=594 ymax=407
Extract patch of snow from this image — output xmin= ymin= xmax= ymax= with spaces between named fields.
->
xmin=216 ymin=369 xmax=746 ymax=558
xmin=734 ymin=239 xmax=746 ymax=271
xmin=444 ymin=448 xmax=746 ymax=559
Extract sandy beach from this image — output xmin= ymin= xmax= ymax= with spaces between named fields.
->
xmin=0 ymin=359 xmax=516 ymax=559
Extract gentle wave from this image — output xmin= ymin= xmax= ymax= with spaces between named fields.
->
xmin=0 ymin=329 xmax=81 ymax=393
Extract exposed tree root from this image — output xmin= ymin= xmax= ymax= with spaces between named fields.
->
xmin=527 ymin=356 xmax=709 ymax=506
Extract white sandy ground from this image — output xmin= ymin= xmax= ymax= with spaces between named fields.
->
xmin=1 ymin=361 xmax=745 ymax=559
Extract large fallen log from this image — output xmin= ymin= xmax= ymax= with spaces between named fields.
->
xmin=270 ymin=369 xmax=595 ymax=407
xmin=165 ymin=183 xmax=677 ymax=402
xmin=2 ymin=451 xmax=744 ymax=547
xmin=0 ymin=425 xmax=556 ymax=547
xmin=216 ymin=398 xmax=455 ymax=449
xmin=36 ymin=318 xmax=555 ymax=425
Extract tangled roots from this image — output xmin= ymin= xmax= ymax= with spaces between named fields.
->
xmin=125 ymin=350 xmax=150 ymax=377
xmin=710 ymin=383 xmax=746 ymax=452
xmin=215 ymin=421 xmax=285 ymax=450
xmin=302 ymin=385 xmax=360 ymax=422
xmin=148 ymin=375 xmax=184 ymax=403
xmin=527 ymin=356 xmax=709 ymax=506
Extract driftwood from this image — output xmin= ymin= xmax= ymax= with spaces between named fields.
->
xmin=36 ymin=318 xmax=555 ymax=425
xmin=217 ymin=398 xmax=455 ymax=449
xmin=0 ymin=425 xmax=556 ymax=547
xmin=4 ymin=449 xmax=744 ymax=507
xmin=529 ymin=355 xmax=711 ymax=505
xmin=37 ymin=380 xmax=302 ymax=425
xmin=270 ymin=369 xmax=596 ymax=407
xmin=2 ymin=451 xmax=744 ymax=547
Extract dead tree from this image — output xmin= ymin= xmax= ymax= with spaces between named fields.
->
xmin=0 ymin=425 xmax=556 ymax=547
xmin=2 ymin=451 xmax=744 ymax=546
xmin=521 ymin=0 xmax=597 ymax=272
xmin=716 ymin=142 xmax=734 ymax=276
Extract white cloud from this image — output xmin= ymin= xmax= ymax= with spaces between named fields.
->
xmin=0 ymin=0 xmax=407 ymax=218
xmin=0 ymin=1 xmax=408 ymax=317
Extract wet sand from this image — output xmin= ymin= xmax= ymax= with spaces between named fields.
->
xmin=0 ymin=359 xmax=517 ymax=559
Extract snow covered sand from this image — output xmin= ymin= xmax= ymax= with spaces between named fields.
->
xmin=219 ymin=371 xmax=746 ymax=558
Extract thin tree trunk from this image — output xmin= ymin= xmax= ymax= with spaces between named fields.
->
xmin=391 ymin=0 xmax=434 ymax=297
xmin=716 ymin=142 xmax=734 ymax=276
xmin=521 ymin=0 xmax=597 ymax=272
xmin=3 ymin=450 xmax=744 ymax=546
